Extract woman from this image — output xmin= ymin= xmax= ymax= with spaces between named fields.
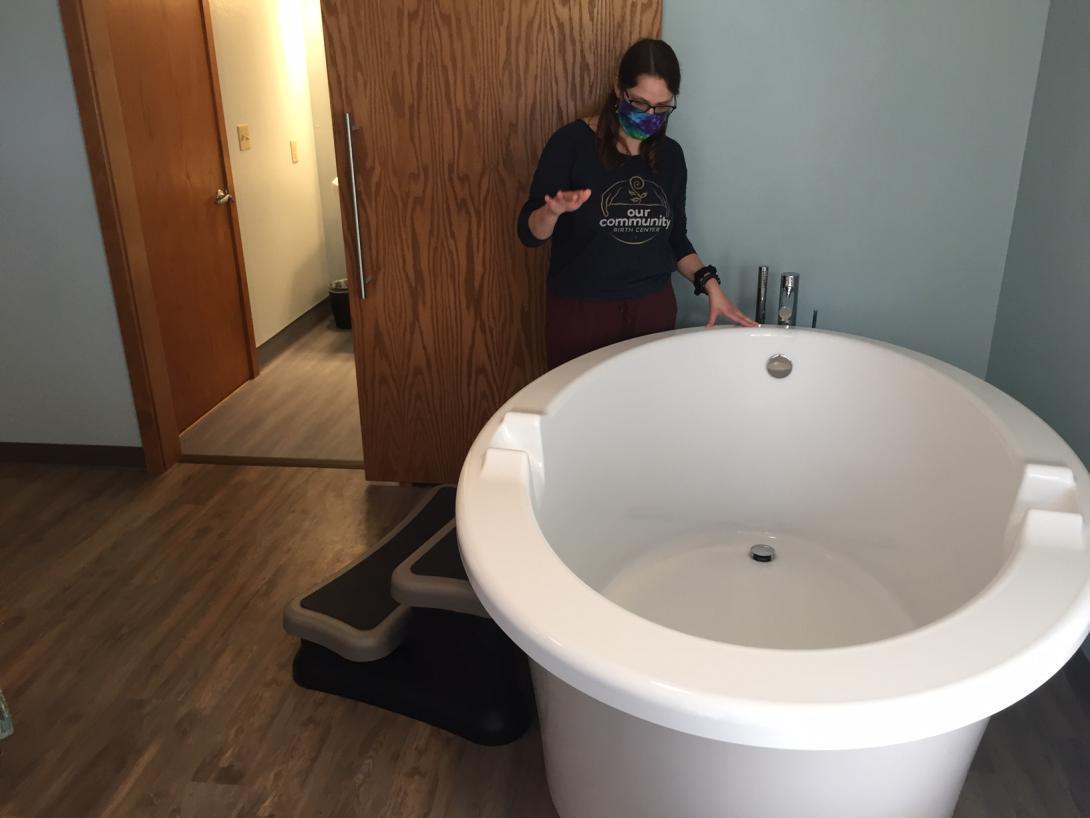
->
xmin=518 ymin=38 xmax=756 ymax=369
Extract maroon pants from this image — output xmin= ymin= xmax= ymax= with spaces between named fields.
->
xmin=546 ymin=285 xmax=677 ymax=370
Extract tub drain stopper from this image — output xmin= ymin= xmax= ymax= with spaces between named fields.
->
xmin=750 ymin=544 xmax=776 ymax=563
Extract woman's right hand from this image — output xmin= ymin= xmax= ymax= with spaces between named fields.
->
xmin=544 ymin=189 xmax=592 ymax=215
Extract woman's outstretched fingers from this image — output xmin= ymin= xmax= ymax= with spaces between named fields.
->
xmin=734 ymin=309 xmax=758 ymax=327
xmin=544 ymin=193 xmax=565 ymax=215
xmin=546 ymin=189 xmax=592 ymax=214
xmin=727 ymin=305 xmax=757 ymax=327
xmin=706 ymin=297 xmax=758 ymax=328
xmin=706 ymin=303 xmax=726 ymax=328
xmin=563 ymin=189 xmax=588 ymax=208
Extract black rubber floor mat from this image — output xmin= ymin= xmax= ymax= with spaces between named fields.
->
xmin=292 ymin=608 xmax=534 ymax=746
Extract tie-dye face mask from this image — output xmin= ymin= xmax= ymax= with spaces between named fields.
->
xmin=617 ymin=96 xmax=669 ymax=141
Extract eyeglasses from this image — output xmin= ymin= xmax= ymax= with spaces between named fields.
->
xmin=624 ymin=91 xmax=677 ymax=116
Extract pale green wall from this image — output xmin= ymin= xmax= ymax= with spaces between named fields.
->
xmin=0 ymin=1 xmax=140 ymax=446
xmin=987 ymin=0 xmax=1090 ymax=468
xmin=664 ymin=0 xmax=1048 ymax=376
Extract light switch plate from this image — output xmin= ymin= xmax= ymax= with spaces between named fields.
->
xmin=290 ymin=139 xmax=299 ymax=164
xmin=237 ymin=124 xmax=252 ymax=151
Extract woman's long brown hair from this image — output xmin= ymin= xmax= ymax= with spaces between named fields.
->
xmin=595 ymin=39 xmax=681 ymax=173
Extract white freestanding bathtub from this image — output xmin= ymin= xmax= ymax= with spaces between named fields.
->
xmin=456 ymin=327 xmax=1090 ymax=818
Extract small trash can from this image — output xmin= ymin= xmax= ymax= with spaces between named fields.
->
xmin=329 ymin=278 xmax=351 ymax=330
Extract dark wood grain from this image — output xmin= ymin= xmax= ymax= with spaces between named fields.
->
xmin=0 ymin=464 xmax=553 ymax=818
xmin=321 ymin=0 xmax=662 ymax=483
xmin=102 ymin=0 xmax=254 ymax=432
xmin=0 ymin=462 xmax=1087 ymax=817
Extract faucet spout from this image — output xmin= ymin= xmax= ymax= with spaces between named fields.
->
xmin=777 ymin=273 xmax=800 ymax=326
xmin=755 ymin=265 xmax=769 ymax=324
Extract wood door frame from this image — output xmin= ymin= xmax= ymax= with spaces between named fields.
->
xmin=59 ymin=0 xmax=259 ymax=474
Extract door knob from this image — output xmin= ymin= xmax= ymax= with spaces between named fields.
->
xmin=214 ymin=188 xmax=233 ymax=205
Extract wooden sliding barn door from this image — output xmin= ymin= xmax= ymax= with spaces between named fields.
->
xmin=321 ymin=0 xmax=661 ymax=483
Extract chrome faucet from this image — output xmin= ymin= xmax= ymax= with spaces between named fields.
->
xmin=755 ymin=265 xmax=769 ymax=324
xmin=777 ymin=273 xmax=800 ymax=327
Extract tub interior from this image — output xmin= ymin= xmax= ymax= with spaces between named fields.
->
xmin=529 ymin=331 xmax=1028 ymax=650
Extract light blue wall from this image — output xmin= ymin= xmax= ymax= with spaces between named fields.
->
xmin=0 ymin=1 xmax=140 ymax=446
xmin=664 ymin=0 xmax=1048 ymax=376
xmin=987 ymin=0 xmax=1090 ymax=467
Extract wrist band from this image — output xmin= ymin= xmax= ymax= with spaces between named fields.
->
xmin=693 ymin=265 xmax=720 ymax=295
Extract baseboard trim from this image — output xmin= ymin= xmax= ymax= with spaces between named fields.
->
xmin=179 ymin=453 xmax=364 ymax=471
xmin=0 ymin=442 xmax=145 ymax=468
xmin=257 ymin=300 xmax=331 ymax=369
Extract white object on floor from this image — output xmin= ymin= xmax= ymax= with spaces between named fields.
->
xmin=456 ymin=326 xmax=1090 ymax=818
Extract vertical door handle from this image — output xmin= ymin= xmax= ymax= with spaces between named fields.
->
xmin=343 ymin=112 xmax=366 ymax=299
xmin=214 ymin=188 xmax=233 ymax=205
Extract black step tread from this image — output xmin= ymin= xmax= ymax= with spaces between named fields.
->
xmin=282 ymin=486 xmax=455 ymax=661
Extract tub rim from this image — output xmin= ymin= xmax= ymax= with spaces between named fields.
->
xmin=456 ymin=327 xmax=1090 ymax=750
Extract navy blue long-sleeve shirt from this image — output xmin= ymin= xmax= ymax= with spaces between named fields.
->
xmin=518 ymin=120 xmax=695 ymax=300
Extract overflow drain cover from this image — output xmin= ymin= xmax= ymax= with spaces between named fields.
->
xmin=766 ymin=355 xmax=793 ymax=378
xmin=750 ymin=544 xmax=776 ymax=563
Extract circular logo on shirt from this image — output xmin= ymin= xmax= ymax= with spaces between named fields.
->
xmin=599 ymin=176 xmax=672 ymax=245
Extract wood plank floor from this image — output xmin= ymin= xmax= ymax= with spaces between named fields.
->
xmin=180 ymin=321 xmax=363 ymax=467
xmin=0 ymin=463 xmax=1088 ymax=818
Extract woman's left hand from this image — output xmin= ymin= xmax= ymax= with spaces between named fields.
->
xmin=706 ymin=282 xmax=759 ymax=328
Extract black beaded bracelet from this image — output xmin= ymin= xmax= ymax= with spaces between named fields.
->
xmin=693 ymin=265 xmax=721 ymax=295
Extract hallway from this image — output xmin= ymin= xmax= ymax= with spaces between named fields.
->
xmin=180 ymin=318 xmax=363 ymax=468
